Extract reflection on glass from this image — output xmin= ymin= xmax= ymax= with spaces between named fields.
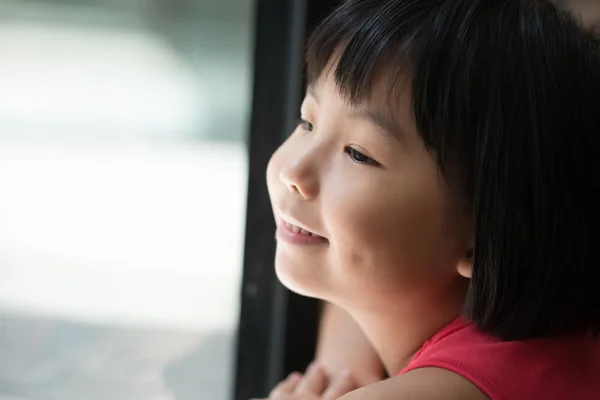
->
xmin=0 ymin=0 xmax=253 ymax=398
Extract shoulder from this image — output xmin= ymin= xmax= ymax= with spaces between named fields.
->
xmin=339 ymin=367 xmax=489 ymax=400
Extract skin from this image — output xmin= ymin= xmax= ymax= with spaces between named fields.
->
xmin=307 ymin=2 xmax=600 ymax=397
xmin=562 ymin=0 xmax=600 ymax=35
xmin=316 ymin=302 xmax=384 ymax=387
xmin=258 ymin=362 xmax=487 ymax=400
xmin=263 ymin=67 xmax=482 ymax=399
xmin=259 ymin=3 xmax=600 ymax=398
xmin=261 ymin=363 xmax=359 ymax=400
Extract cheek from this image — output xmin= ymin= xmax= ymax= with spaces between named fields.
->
xmin=325 ymin=174 xmax=455 ymax=294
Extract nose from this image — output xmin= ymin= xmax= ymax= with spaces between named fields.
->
xmin=278 ymin=154 xmax=319 ymax=200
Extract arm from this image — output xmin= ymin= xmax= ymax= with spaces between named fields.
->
xmin=339 ymin=368 xmax=489 ymax=400
xmin=258 ymin=365 xmax=489 ymax=400
xmin=315 ymin=302 xmax=386 ymax=386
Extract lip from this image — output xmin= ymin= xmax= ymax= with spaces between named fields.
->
xmin=276 ymin=216 xmax=328 ymax=245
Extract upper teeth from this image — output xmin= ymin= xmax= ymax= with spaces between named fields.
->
xmin=285 ymin=221 xmax=315 ymax=236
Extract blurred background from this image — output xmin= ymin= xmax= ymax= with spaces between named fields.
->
xmin=0 ymin=0 xmax=253 ymax=398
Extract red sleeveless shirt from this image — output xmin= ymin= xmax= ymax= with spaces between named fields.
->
xmin=399 ymin=318 xmax=600 ymax=400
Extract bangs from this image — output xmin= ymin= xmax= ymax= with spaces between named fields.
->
xmin=303 ymin=0 xmax=600 ymax=340
xmin=305 ymin=0 xmax=435 ymax=113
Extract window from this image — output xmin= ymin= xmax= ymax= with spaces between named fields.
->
xmin=234 ymin=2 xmax=341 ymax=399
xmin=0 ymin=0 xmax=253 ymax=398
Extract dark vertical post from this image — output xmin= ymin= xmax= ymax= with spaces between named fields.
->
xmin=234 ymin=1 xmax=341 ymax=399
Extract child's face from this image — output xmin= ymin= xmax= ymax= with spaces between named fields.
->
xmin=266 ymin=71 xmax=472 ymax=311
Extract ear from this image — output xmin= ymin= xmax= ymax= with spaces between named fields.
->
xmin=561 ymin=0 xmax=600 ymax=38
xmin=457 ymin=248 xmax=473 ymax=279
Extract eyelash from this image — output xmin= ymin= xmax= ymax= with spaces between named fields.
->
xmin=297 ymin=118 xmax=314 ymax=132
xmin=297 ymin=118 xmax=379 ymax=167
xmin=344 ymin=146 xmax=379 ymax=166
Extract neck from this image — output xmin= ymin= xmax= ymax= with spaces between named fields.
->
xmin=344 ymin=282 xmax=468 ymax=376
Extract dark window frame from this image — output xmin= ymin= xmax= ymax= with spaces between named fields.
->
xmin=234 ymin=1 xmax=341 ymax=399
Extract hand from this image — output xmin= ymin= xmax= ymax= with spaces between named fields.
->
xmin=253 ymin=362 xmax=358 ymax=400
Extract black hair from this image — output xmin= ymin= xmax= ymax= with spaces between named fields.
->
xmin=306 ymin=0 xmax=600 ymax=341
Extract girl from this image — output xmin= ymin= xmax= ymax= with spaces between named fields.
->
xmin=261 ymin=0 xmax=600 ymax=398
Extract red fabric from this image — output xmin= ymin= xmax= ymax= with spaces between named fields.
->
xmin=398 ymin=318 xmax=600 ymax=400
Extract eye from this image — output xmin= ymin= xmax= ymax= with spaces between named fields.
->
xmin=344 ymin=146 xmax=379 ymax=166
xmin=297 ymin=118 xmax=314 ymax=132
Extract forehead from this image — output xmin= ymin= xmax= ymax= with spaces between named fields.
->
xmin=307 ymin=66 xmax=413 ymax=140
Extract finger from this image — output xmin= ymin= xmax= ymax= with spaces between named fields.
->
xmin=296 ymin=362 xmax=328 ymax=395
xmin=322 ymin=370 xmax=359 ymax=400
xmin=269 ymin=372 xmax=302 ymax=397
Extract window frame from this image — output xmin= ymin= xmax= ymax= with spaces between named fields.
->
xmin=234 ymin=1 xmax=342 ymax=399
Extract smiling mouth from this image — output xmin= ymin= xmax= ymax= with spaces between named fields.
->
xmin=282 ymin=220 xmax=323 ymax=237
xmin=278 ymin=214 xmax=330 ymax=241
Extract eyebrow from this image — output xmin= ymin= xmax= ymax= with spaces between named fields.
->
xmin=306 ymin=84 xmax=320 ymax=104
xmin=306 ymin=84 xmax=403 ymax=141
xmin=348 ymin=108 xmax=403 ymax=141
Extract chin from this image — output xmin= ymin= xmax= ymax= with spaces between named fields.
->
xmin=274 ymin=252 xmax=327 ymax=299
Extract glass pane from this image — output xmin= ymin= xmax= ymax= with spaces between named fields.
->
xmin=0 ymin=0 xmax=253 ymax=398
